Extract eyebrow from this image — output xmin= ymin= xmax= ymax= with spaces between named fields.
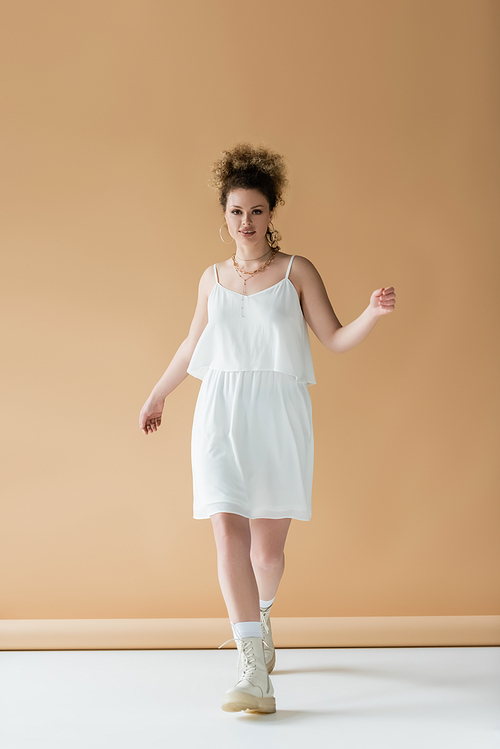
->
xmin=230 ymin=204 xmax=265 ymax=209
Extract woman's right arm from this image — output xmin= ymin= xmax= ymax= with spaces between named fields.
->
xmin=139 ymin=265 xmax=213 ymax=435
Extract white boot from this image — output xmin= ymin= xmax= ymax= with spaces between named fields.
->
xmin=219 ymin=635 xmax=276 ymax=713
xmin=260 ymin=605 xmax=276 ymax=673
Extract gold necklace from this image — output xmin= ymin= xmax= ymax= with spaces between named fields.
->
xmin=231 ymin=248 xmax=279 ymax=318
xmin=231 ymin=248 xmax=279 ymax=294
xmin=235 ymin=249 xmax=272 ymax=261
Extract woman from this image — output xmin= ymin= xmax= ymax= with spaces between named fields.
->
xmin=139 ymin=143 xmax=396 ymax=714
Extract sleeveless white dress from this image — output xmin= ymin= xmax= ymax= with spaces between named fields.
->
xmin=186 ymin=254 xmax=316 ymax=521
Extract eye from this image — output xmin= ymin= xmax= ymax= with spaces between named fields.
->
xmin=231 ymin=209 xmax=241 ymax=214
xmin=253 ymin=209 xmax=262 ymax=214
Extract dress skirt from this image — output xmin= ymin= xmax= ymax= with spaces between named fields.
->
xmin=191 ymin=369 xmax=314 ymax=521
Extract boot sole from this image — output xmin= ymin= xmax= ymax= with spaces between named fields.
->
xmin=222 ymin=690 xmax=276 ymax=714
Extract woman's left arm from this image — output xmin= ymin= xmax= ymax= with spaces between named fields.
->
xmin=329 ymin=288 xmax=396 ymax=353
xmin=295 ymin=256 xmax=396 ymax=354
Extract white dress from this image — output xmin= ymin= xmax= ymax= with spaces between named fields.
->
xmin=186 ymin=254 xmax=316 ymax=521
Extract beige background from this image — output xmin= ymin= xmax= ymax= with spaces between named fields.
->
xmin=1 ymin=0 xmax=499 ymax=624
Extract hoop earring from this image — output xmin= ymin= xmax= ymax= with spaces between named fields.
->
xmin=219 ymin=222 xmax=234 ymax=244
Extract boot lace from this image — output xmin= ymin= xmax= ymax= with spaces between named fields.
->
xmin=260 ymin=606 xmax=271 ymax=637
xmin=217 ymin=637 xmax=259 ymax=680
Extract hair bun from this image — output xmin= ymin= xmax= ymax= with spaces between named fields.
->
xmin=209 ymin=142 xmax=288 ymax=212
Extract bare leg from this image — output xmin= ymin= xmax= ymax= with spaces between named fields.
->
xmin=249 ymin=518 xmax=292 ymax=602
xmin=210 ymin=512 xmax=260 ymax=623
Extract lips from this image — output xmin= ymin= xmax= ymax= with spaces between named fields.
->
xmin=240 ymin=231 xmax=255 ymax=235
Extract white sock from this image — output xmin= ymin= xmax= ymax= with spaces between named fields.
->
xmin=259 ymin=596 xmax=275 ymax=609
xmin=231 ymin=621 xmax=262 ymax=639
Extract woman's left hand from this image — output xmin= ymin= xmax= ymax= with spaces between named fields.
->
xmin=369 ymin=287 xmax=396 ymax=316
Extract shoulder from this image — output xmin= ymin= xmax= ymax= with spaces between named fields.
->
xmin=288 ymin=255 xmax=342 ymax=342
xmin=196 ymin=264 xmax=217 ymax=300
xmin=290 ymin=254 xmax=318 ymax=275
xmin=289 ymin=255 xmax=324 ymax=296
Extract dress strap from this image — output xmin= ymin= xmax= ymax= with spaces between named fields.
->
xmin=285 ymin=255 xmax=295 ymax=279
xmin=213 ymin=264 xmax=219 ymax=283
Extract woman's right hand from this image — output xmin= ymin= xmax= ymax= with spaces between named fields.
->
xmin=139 ymin=396 xmax=165 ymax=435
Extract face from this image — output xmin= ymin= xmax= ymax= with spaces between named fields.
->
xmin=224 ymin=188 xmax=273 ymax=249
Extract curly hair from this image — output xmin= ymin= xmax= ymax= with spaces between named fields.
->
xmin=209 ymin=142 xmax=288 ymax=213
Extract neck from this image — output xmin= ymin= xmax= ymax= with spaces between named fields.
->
xmin=234 ymin=241 xmax=272 ymax=264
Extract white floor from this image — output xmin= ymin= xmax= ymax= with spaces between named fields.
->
xmin=0 ymin=647 xmax=498 ymax=749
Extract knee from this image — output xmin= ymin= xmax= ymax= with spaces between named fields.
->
xmin=212 ymin=516 xmax=251 ymax=559
xmin=216 ymin=533 xmax=246 ymax=560
xmin=250 ymin=548 xmax=285 ymax=570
